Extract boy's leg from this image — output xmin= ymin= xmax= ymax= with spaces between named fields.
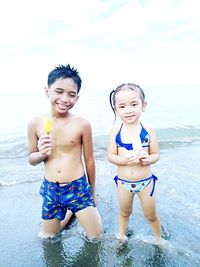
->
xmin=41 ymin=210 xmax=74 ymax=236
xmin=41 ymin=218 xmax=61 ymax=236
xmin=117 ymin=183 xmax=134 ymax=239
xmin=60 ymin=210 xmax=74 ymax=230
xmin=75 ymin=206 xmax=103 ymax=237
xmin=138 ymin=182 xmax=161 ymax=240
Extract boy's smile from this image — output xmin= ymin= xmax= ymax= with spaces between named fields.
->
xmin=46 ymin=78 xmax=79 ymax=115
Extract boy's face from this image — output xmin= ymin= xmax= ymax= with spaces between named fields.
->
xmin=45 ymin=78 xmax=79 ymax=115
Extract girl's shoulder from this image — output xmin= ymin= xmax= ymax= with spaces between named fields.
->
xmin=109 ymin=124 xmax=121 ymax=135
xmin=141 ymin=122 xmax=156 ymax=135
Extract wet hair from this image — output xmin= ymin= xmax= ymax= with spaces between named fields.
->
xmin=109 ymin=83 xmax=146 ymax=121
xmin=47 ymin=64 xmax=82 ymax=93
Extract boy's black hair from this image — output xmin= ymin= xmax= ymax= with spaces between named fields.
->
xmin=48 ymin=64 xmax=82 ymax=93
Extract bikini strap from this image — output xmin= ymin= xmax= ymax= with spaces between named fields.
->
xmin=150 ymin=174 xmax=158 ymax=196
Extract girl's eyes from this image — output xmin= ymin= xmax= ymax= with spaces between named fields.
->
xmin=118 ymin=103 xmax=137 ymax=108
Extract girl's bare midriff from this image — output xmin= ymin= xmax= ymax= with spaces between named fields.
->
xmin=117 ymin=147 xmax=152 ymax=181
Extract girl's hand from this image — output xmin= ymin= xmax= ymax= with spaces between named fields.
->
xmin=126 ymin=150 xmax=141 ymax=165
xmin=139 ymin=150 xmax=150 ymax=165
xmin=37 ymin=134 xmax=53 ymax=157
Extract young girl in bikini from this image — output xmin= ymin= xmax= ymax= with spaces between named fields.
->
xmin=107 ymin=83 xmax=162 ymax=243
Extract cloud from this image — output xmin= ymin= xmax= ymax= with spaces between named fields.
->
xmin=0 ymin=0 xmax=199 ymax=90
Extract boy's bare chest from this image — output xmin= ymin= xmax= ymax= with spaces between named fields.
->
xmin=38 ymin=119 xmax=82 ymax=147
xmin=53 ymin=127 xmax=81 ymax=147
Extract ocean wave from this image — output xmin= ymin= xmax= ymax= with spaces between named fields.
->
xmin=94 ymin=125 xmax=200 ymax=150
xmin=0 ymin=177 xmax=41 ymax=187
xmin=0 ymin=135 xmax=28 ymax=158
xmin=0 ymin=125 xmax=200 ymax=159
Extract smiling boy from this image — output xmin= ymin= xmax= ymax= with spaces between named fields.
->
xmin=28 ymin=64 xmax=103 ymax=237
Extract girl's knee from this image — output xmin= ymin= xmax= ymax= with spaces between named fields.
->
xmin=120 ymin=209 xmax=132 ymax=219
xmin=144 ymin=211 xmax=158 ymax=222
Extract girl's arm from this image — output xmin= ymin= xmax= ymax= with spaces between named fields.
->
xmin=140 ymin=126 xmax=160 ymax=165
xmin=107 ymin=128 xmax=128 ymax=166
xmin=82 ymin=120 xmax=96 ymax=201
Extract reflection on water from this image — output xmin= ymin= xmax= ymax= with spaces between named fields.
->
xmin=40 ymin=225 xmax=200 ymax=267
xmin=41 ymin=234 xmax=103 ymax=267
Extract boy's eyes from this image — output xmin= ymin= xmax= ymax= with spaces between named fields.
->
xmin=54 ymin=90 xmax=76 ymax=97
xmin=69 ymin=93 xmax=76 ymax=97
xmin=55 ymin=89 xmax=63 ymax=94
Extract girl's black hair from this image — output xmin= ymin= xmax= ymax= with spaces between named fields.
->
xmin=109 ymin=83 xmax=146 ymax=122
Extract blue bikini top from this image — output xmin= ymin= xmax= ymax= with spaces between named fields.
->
xmin=115 ymin=123 xmax=150 ymax=151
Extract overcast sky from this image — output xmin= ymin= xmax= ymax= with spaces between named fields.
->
xmin=0 ymin=0 xmax=199 ymax=92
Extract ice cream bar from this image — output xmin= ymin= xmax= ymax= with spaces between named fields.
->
xmin=44 ymin=118 xmax=52 ymax=133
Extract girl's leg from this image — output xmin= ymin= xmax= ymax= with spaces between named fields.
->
xmin=117 ymin=183 xmax=134 ymax=240
xmin=75 ymin=206 xmax=103 ymax=237
xmin=138 ymin=182 xmax=161 ymax=241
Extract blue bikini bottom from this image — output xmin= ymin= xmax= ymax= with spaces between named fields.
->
xmin=114 ymin=174 xmax=158 ymax=196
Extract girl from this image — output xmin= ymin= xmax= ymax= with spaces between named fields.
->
xmin=107 ymin=83 xmax=161 ymax=243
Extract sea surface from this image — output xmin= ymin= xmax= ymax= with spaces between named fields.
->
xmin=0 ymin=85 xmax=200 ymax=266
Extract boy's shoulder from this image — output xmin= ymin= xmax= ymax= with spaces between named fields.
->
xmin=70 ymin=114 xmax=91 ymax=127
xmin=28 ymin=114 xmax=47 ymax=126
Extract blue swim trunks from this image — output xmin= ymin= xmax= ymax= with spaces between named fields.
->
xmin=39 ymin=175 xmax=95 ymax=220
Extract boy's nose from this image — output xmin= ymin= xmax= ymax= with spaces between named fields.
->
xmin=60 ymin=93 xmax=69 ymax=102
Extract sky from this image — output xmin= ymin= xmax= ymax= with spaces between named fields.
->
xmin=0 ymin=0 xmax=200 ymax=92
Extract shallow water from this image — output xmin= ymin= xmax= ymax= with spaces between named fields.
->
xmin=1 ymin=86 xmax=200 ymax=266
xmin=1 ymin=141 xmax=200 ymax=266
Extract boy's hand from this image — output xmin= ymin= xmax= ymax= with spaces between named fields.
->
xmin=37 ymin=134 xmax=53 ymax=157
xmin=92 ymin=189 xmax=97 ymax=205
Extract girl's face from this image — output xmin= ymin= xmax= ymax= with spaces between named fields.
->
xmin=115 ymin=89 xmax=146 ymax=124
xmin=45 ymin=78 xmax=79 ymax=115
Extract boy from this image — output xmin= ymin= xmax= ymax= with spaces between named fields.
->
xmin=28 ymin=64 xmax=103 ymax=237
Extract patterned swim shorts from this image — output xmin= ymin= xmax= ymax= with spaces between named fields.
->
xmin=39 ymin=175 xmax=95 ymax=220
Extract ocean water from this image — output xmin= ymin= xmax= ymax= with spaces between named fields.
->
xmin=0 ymin=85 xmax=200 ymax=266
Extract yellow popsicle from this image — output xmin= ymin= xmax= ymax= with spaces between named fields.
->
xmin=44 ymin=118 xmax=52 ymax=133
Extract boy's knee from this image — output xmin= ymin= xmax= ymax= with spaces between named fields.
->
xmin=86 ymin=224 xmax=103 ymax=238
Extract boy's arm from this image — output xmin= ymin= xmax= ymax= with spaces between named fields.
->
xmin=82 ymin=120 xmax=96 ymax=198
xmin=27 ymin=118 xmax=50 ymax=165
xmin=107 ymin=128 xmax=128 ymax=166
